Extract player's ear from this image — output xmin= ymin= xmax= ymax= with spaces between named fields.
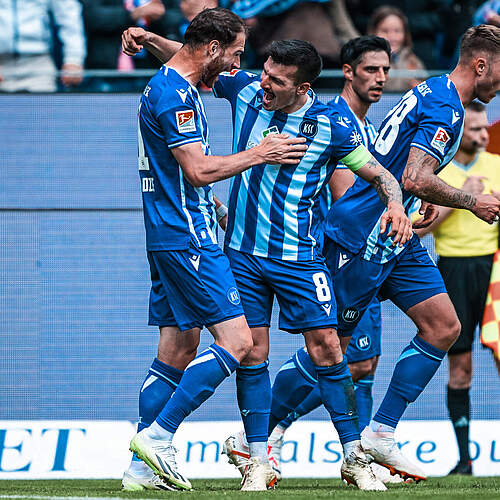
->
xmin=343 ymin=63 xmax=354 ymax=81
xmin=474 ymin=57 xmax=487 ymax=77
xmin=208 ymin=40 xmax=220 ymax=58
xmin=297 ymin=82 xmax=311 ymax=95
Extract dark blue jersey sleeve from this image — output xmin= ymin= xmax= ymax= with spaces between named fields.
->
xmin=213 ymin=69 xmax=260 ymax=102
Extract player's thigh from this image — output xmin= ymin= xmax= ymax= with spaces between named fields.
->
xmin=149 ymin=245 xmax=245 ymax=332
xmin=323 ymin=238 xmax=383 ymax=337
xmin=262 ymin=255 xmax=337 ymax=333
xmin=346 ymin=297 xmax=382 ymax=364
xmin=225 ymin=247 xmax=274 ymax=329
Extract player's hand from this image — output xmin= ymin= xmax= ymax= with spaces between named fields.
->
xmin=471 ymin=194 xmax=500 ymax=224
xmin=122 ymin=27 xmax=148 ymax=56
xmin=412 ymin=201 xmax=439 ymax=229
xmin=255 ymin=134 xmax=307 ymax=165
xmin=60 ymin=63 xmax=83 ymax=87
xmin=462 ymin=175 xmax=487 ymax=196
xmin=380 ymin=201 xmax=413 ymax=246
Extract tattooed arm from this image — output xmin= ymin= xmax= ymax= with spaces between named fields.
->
xmin=343 ymin=150 xmax=412 ymax=246
xmin=402 ymin=147 xmax=500 ymax=223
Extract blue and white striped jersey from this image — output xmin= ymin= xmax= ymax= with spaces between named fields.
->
xmin=325 ymin=75 xmax=465 ymax=264
xmin=213 ymin=70 xmax=368 ymax=261
xmin=317 ymin=95 xmax=377 ymax=221
xmin=138 ymin=66 xmax=217 ymax=251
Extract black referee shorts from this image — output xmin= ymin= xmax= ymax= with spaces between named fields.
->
xmin=438 ymin=254 xmax=494 ymax=354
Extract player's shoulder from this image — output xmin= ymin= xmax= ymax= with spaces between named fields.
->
xmin=219 ymin=68 xmax=259 ymax=82
xmin=415 ymin=75 xmax=463 ymax=112
xmin=146 ymin=66 xmax=197 ymax=109
xmin=215 ymin=69 xmax=260 ymax=95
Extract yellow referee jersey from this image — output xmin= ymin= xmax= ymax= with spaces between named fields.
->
xmin=433 ymin=152 xmax=500 ymax=257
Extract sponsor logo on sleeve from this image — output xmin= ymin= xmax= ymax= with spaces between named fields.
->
xmin=176 ymin=110 xmax=196 ymax=134
xmin=431 ymin=127 xmax=450 ymax=155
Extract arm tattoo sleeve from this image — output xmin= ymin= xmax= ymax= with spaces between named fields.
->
xmin=402 ymin=147 xmax=476 ymax=209
xmin=364 ymin=157 xmax=403 ymax=206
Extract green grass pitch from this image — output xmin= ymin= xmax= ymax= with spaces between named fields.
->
xmin=0 ymin=478 xmax=499 ymax=499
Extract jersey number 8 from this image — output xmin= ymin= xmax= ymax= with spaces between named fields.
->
xmin=312 ymin=272 xmax=331 ymax=302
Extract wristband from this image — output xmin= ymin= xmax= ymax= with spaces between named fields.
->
xmin=216 ymin=204 xmax=228 ymax=222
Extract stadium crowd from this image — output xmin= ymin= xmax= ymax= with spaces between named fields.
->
xmin=1 ymin=0 xmax=500 ymax=92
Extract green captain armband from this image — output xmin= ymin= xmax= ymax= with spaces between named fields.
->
xmin=339 ymin=145 xmax=373 ymax=172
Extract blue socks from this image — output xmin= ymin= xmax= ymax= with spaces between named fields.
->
xmin=237 ymin=361 xmax=271 ymax=444
xmin=374 ymin=335 xmax=446 ymax=428
xmin=156 ymin=344 xmax=239 ymax=433
xmin=132 ymin=358 xmax=183 ymax=462
xmin=269 ymin=348 xmax=317 ymax=434
xmin=354 ymin=375 xmax=374 ymax=431
xmin=315 ymin=357 xmax=360 ymax=445
xmin=279 ymin=385 xmax=322 ymax=429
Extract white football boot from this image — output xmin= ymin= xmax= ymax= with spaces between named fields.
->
xmin=341 ymin=443 xmax=387 ymax=491
xmin=240 ymin=457 xmax=278 ymax=491
xmin=371 ymin=462 xmax=405 ymax=484
xmin=361 ymin=427 xmax=426 ymax=482
xmin=222 ymin=431 xmax=278 ymax=488
xmin=129 ymin=430 xmax=192 ymax=491
xmin=121 ymin=469 xmax=177 ymax=491
xmin=267 ymin=426 xmax=284 ymax=481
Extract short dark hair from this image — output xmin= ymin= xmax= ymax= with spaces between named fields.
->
xmin=460 ymin=24 xmax=500 ymax=63
xmin=184 ymin=8 xmax=246 ymax=49
xmin=341 ymin=36 xmax=391 ymax=70
xmin=266 ymin=40 xmax=323 ymax=84
xmin=467 ymin=101 xmax=486 ymax=113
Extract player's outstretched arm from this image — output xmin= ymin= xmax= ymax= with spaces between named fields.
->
xmin=122 ymin=27 xmax=182 ymax=63
xmin=172 ymin=134 xmax=307 ymax=187
xmin=402 ymin=146 xmax=500 ymax=224
xmin=353 ymin=153 xmax=412 ymax=246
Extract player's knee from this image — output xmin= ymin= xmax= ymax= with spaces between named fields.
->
xmin=232 ymin=331 xmax=254 ymax=361
xmin=305 ymin=331 xmax=342 ymax=365
xmin=444 ymin=316 xmax=462 ymax=348
xmin=348 ymin=358 xmax=373 ymax=381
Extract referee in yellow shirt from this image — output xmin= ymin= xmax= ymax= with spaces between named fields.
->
xmin=419 ymin=101 xmax=500 ymax=475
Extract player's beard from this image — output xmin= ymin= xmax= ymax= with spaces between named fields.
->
xmin=201 ymin=55 xmax=228 ymax=88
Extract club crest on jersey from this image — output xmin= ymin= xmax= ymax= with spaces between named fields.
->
xmin=262 ymin=125 xmax=279 ymax=138
xmin=342 ymin=307 xmax=360 ymax=323
xmin=431 ymin=127 xmax=450 ymax=155
xmin=176 ymin=110 xmax=196 ymax=133
xmin=227 ymin=287 xmax=241 ymax=305
xmin=300 ymin=119 xmax=318 ymax=138
xmin=356 ymin=334 xmax=371 ymax=351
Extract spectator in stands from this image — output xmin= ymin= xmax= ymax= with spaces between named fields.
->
xmin=81 ymin=0 xmax=182 ymax=91
xmin=231 ymin=0 xmax=348 ymax=68
xmin=417 ymin=102 xmax=500 ymax=475
xmin=179 ymin=0 xmax=217 ymax=37
xmin=367 ymin=6 xmax=425 ymax=92
xmin=473 ymin=0 xmax=500 ymax=26
xmin=0 ymin=0 xmax=86 ymax=92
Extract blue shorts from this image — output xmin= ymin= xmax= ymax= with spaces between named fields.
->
xmin=345 ymin=297 xmax=382 ymax=363
xmin=225 ymin=247 xmax=337 ymax=333
xmin=148 ymin=244 xmax=245 ymax=332
xmin=324 ymin=235 xmax=447 ymax=336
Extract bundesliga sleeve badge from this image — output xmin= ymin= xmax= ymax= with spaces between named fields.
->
xmin=176 ymin=110 xmax=196 ymax=133
xmin=431 ymin=127 xmax=450 ymax=155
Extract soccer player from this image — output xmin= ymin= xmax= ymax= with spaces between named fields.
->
xmin=123 ymin=29 xmax=412 ymax=490
xmin=124 ymin=8 xmax=307 ymax=492
xmin=323 ymin=25 xmax=500 ymax=481
xmin=263 ymin=35 xmax=396 ymax=481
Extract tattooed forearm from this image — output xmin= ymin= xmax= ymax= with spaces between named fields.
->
xmin=402 ymin=147 xmax=476 ymax=209
xmin=365 ymin=157 xmax=403 ymax=206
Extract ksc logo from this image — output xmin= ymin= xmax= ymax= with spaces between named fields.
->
xmin=342 ymin=307 xmax=360 ymax=323
xmin=300 ymin=119 xmax=318 ymax=138
xmin=356 ymin=334 xmax=371 ymax=351
xmin=227 ymin=287 xmax=241 ymax=305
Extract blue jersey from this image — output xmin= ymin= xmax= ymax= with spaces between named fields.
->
xmin=213 ymin=70 xmax=368 ymax=261
xmin=138 ymin=66 xmax=217 ymax=251
xmin=325 ymin=75 xmax=465 ymax=263
xmin=318 ymin=95 xmax=378 ymax=221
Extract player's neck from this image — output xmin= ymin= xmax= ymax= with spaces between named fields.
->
xmin=166 ymin=47 xmax=205 ymax=86
xmin=449 ymin=66 xmax=476 ymax=107
xmin=454 ymin=149 xmax=478 ymax=166
xmin=341 ymin=86 xmax=369 ymax=123
xmin=280 ymin=93 xmax=309 ymax=114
